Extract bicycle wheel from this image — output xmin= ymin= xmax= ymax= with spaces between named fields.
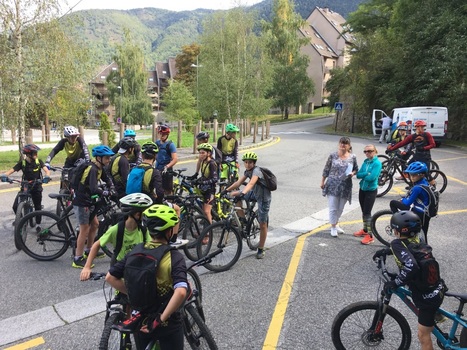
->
xmin=377 ymin=169 xmax=394 ymax=197
xmin=429 ymin=160 xmax=439 ymax=171
xmin=99 ymin=312 xmax=133 ymax=350
xmin=14 ymin=202 xmax=31 ymax=250
xmin=187 ymin=268 xmax=203 ymax=304
xmin=183 ymin=214 xmax=210 ymax=262
xmin=427 ymin=169 xmax=447 ymax=194
xmin=15 ymin=210 xmax=70 ymax=261
xmin=370 ymin=210 xmax=395 ymax=247
xmin=245 ymin=211 xmax=260 ymax=250
xmin=95 ymin=214 xmax=116 ymax=258
xmin=196 ymin=222 xmax=242 ymax=272
xmin=460 ymin=325 xmax=467 ymax=347
xmin=56 ymin=189 xmax=71 ymax=217
xmin=184 ymin=303 xmax=218 ymax=350
xmin=331 ymin=301 xmax=411 ymax=350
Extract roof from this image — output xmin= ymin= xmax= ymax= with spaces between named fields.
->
xmin=299 ymin=24 xmax=339 ymax=58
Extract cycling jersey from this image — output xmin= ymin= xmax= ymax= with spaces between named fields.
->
xmin=401 ymin=178 xmax=430 ymax=214
xmin=155 ymin=140 xmax=176 ymax=170
xmin=217 ymin=135 xmax=238 ymax=162
xmin=72 ymin=162 xmax=112 ymax=207
xmin=46 ymin=137 xmax=90 ymax=167
xmin=112 ymin=142 xmax=142 ymax=166
xmin=13 ymin=158 xmax=44 ymax=181
xmin=389 ymin=132 xmax=435 ymax=155
xmin=109 ymin=154 xmax=130 ymax=198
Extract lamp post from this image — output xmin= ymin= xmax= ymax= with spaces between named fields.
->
xmin=191 ymin=56 xmax=202 ymax=111
xmin=117 ymin=85 xmax=122 ymax=123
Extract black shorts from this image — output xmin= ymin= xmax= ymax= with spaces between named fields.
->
xmin=412 ymin=287 xmax=444 ymax=327
xmin=161 ymin=172 xmax=174 ymax=193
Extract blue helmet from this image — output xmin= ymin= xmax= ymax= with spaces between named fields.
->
xmin=92 ymin=145 xmax=114 ymax=157
xmin=404 ymin=161 xmax=428 ymax=175
xmin=124 ymin=129 xmax=136 ymax=137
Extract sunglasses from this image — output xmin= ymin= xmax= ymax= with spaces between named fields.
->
xmin=363 ymin=150 xmax=375 ymax=153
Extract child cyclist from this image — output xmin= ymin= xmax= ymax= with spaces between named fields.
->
xmin=105 ymin=204 xmax=188 ymax=350
xmin=373 ymin=210 xmax=445 ymax=350
xmin=112 ymin=129 xmax=142 ymax=166
xmin=79 ymin=193 xmax=153 ymax=280
xmin=1 ymin=144 xmax=51 ymax=227
xmin=217 ymin=123 xmax=239 ymax=181
xmin=224 ymin=151 xmax=271 ymax=259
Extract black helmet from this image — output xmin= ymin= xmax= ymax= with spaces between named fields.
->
xmin=119 ymin=137 xmax=136 ymax=151
xmin=141 ymin=142 xmax=158 ymax=156
xmin=196 ymin=131 xmax=210 ymax=140
xmin=390 ymin=211 xmax=421 ymax=237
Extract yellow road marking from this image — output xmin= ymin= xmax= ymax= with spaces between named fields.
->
xmin=4 ymin=337 xmax=45 ymax=350
xmin=436 ymin=156 xmax=467 ymax=162
xmin=446 ymin=175 xmax=467 ymax=186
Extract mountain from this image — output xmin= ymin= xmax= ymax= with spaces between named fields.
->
xmin=64 ymin=0 xmax=364 ymax=69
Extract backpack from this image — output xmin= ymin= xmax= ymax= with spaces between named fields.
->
xmin=404 ymin=242 xmax=441 ymax=291
xmin=123 ymin=243 xmax=174 ymax=312
xmin=126 ymin=164 xmax=153 ymax=194
xmin=110 ymin=219 xmax=148 ymax=266
xmin=157 ymin=140 xmax=173 ymax=156
xmin=69 ymin=159 xmax=93 ymax=191
xmin=211 ymin=146 xmax=223 ymax=167
xmin=258 ymin=167 xmax=277 ymax=191
xmin=417 ymin=184 xmax=439 ymax=217
xmin=109 ymin=154 xmax=123 ymax=185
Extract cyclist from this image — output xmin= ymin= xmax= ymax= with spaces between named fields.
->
xmin=188 ymin=131 xmax=221 ymax=180
xmin=373 ymin=211 xmax=445 ymax=350
xmin=105 ymin=204 xmax=188 ymax=350
xmin=112 ymin=129 xmax=142 ymax=167
xmin=1 ymin=144 xmax=51 ymax=227
xmin=109 ymin=137 xmax=136 ymax=199
xmin=389 ymin=161 xmax=432 ymax=243
xmin=155 ymin=124 xmax=178 ymax=195
xmin=224 ymin=151 xmax=271 ymax=259
xmin=72 ymin=145 xmax=115 ymax=268
xmin=217 ymin=123 xmax=239 ymax=181
xmin=389 ymin=121 xmax=412 ymax=179
xmin=45 ymin=125 xmax=90 ymax=169
xmin=193 ymin=143 xmax=218 ymax=224
xmin=387 ymin=120 xmax=435 ymax=170
xmin=79 ymin=193 xmax=153 ymax=281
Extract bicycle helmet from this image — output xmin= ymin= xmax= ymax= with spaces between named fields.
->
xmin=404 ymin=161 xmax=428 ymax=175
xmin=242 ymin=151 xmax=258 ymax=162
xmin=414 ymin=120 xmax=427 ymax=127
xmin=390 ymin=210 xmax=421 ymax=237
xmin=143 ymin=204 xmax=179 ymax=233
xmin=22 ymin=144 xmax=41 ymax=155
xmin=225 ymin=124 xmax=239 ymax=133
xmin=92 ymin=145 xmax=115 ymax=157
xmin=398 ymin=121 xmax=408 ymax=130
xmin=196 ymin=131 xmax=210 ymax=140
xmin=123 ymin=129 xmax=136 ymax=138
xmin=64 ymin=126 xmax=80 ymax=137
xmin=141 ymin=141 xmax=159 ymax=156
xmin=120 ymin=193 xmax=153 ymax=213
xmin=197 ymin=143 xmax=213 ymax=152
xmin=157 ymin=124 xmax=171 ymax=134
xmin=118 ymin=137 xmax=136 ymax=153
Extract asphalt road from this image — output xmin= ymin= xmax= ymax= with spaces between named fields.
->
xmin=1 ymin=118 xmax=466 ymax=350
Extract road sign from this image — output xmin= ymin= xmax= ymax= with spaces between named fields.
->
xmin=334 ymin=102 xmax=343 ymax=111
xmin=95 ymin=121 xmax=101 ymax=126
xmin=117 ymin=117 xmax=122 ymax=123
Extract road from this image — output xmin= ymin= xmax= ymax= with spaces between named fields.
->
xmin=0 ymin=117 xmax=466 ymax=349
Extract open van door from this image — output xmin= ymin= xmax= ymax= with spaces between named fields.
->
xmin=372 ymin=109 xmax=389 ymax=136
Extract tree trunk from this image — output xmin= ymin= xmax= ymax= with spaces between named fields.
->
xmin=284 ymin=106 xmax=289 ymax=119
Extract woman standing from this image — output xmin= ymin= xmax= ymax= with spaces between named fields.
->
xmin=321 ymin=137 xmax=358 ymax=237
xmin=353 ymin=145 xmax=382 ymax=244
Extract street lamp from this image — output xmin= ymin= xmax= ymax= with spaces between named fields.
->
xmin=117 ymin=85 xmax=122 ymax=123
xmin=191 ymin=56 xmax=202 ymax=111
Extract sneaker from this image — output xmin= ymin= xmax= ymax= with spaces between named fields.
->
xmin=434 ymin=312 xmax=447 ymax=324
xmin=353 ymin=229 xmax=366 ymax=237
xmin=72 ymin=256 xmax=94 ymax=269
xmin=83 ymin=250 xmax=106 ymax=259
xmin=330 ymin=227 xmax=338 ymax=237
xmin=336 ymin=226 xmax=345 ymax=234
xmin=256 ymin=249 xmax=265 ymax=259
xmin=361 ymin=234 xmax=375 ymax=245
xmin=170 ymin=239 xmax=189 ymax=248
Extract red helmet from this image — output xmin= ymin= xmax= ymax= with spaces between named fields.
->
xmin=22 ymin=144 xmax=41 ymax=155
xmin=414 ymin=120 xmax=427 ymax=127
xmin=157 ymin=124 xmax=170 ymax=134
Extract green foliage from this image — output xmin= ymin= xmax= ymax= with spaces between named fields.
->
xmin=98 ymin=113 xmax=117 ymax=146
xmin=162 ymin=79 xmax=198 ymax=128
xmin=175 ymin=43 xmax=201 ymax=89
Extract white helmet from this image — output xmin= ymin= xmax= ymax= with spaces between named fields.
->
xmin=64 ymin=126 xmax=80 ymax=137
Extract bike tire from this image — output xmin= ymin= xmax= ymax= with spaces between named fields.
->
xmin=184 ymin=303 xmax=218 ymax=350
xmin=14 ymin=202 xmax=28 ymax=250
xmin=377 ymin=169 xmax=394 ymax=197
xmin=370 ymin=210 xmax=394 ymax=247
xmin=15 ymin=210 xmax=70 ymax=261
xmin=331 ymin=301 xmax=411 ymax=350
xmin=196 ymin=222 xmax=242 ymax=272
xmin=183 ymin=214 xmax=210 ymax=262
xmin=460 ymin=325 xmax=467 ymax=347
xmin=56 ymin=189 xmax=71 ymax=217
xmin=187 ymin=268 xmax=203 ymax=304
xmin=429 ymin=160 xmax=439 ymax=171
xmin=246 ymin=210 xmax=260 ymax=251
xmin=427 ymin=169 xmax=447 ymax=194
xmin=95 ymin=215 xmax=116 ymax=258
xmin=99 ymin=312 xmax=132 ymax=350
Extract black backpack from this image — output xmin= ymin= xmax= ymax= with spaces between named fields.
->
xmin=417 ymin=184 xmax=439 ymax=217
xmin=69 ymin=159 xmax=93 ymax=191
xmin=110 ymin=219 xmax=148 ymax=266
xmin=123 ymin=243 xmax=174 ymax=312
xmin=258 ymin=167 xmax=277 ymax=191
xmin=404 ymin=242 xmax=441 ymax=291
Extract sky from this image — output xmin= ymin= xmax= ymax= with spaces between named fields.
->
xmin=66 ymin=0 xmax=264 ymax=13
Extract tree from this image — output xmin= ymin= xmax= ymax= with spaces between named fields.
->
xmin=98 ymin=113 xmax=117 ymax=146
xmin=263 ymin=0 xmax=315 ymax=119
xmin=106 ymin=29 xmax=153 ymax=127
xmin=162 ymin=79 xmax=197 ymax=129
xmin=175 ymin=43 xmax=201 ymax=89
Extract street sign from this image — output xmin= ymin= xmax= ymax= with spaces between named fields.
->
xmin=117 ymin=117 xmax=122 ymax=123
xmin=334 ymin=102 xmax=343 ymax=111
xmin=95 ymin=121 xmax=101 ymax=126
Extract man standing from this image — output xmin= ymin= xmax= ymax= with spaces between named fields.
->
xmin=379 ymin=115 xmax=393 ymax=143
xmin=155 ymin=124 xmax=178 ymax=195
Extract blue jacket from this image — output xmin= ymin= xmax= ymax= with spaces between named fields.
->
xmin=402 ymin=178 xmax=430 ymax=214
xmin=356 ymin=157 xmax=382 ymax=191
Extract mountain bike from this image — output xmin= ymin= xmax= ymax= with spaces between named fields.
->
xmin=195 ymin=194 xmax=260 ymax=272
xmin=219 ymin=161 xmax=238 ymax=189
xmin=331 ymin=256 xmax=467 ymax=350
xmin=14 ymin=192 xmax=118 ymax=261
xmin=98 ymin=249 xmax=222 ymax=350
xmin=49 ymin=166 xmax=74 ymax=216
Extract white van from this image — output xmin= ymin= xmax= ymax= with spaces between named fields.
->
xmin=372 ymin=106 xmax=448 ymax=146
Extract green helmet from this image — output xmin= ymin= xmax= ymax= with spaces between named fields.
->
xmin=242 ymin=151 xmax=258 ymax=162
xmin=143 ymin=204 xmax=179 ymax=233
xmin=141 ymin=142 xmax=158 ymax=156
xmin=225 ymin=124 xmax=239 ymax=133
xmin=197 ymin=143 xmax=213 ymax=152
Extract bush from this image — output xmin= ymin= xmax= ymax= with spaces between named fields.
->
xmin=98 ymin=113 xmax=117 ymax=146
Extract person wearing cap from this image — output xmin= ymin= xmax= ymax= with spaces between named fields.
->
xmin=109 ymin=137 xmax=137 ymax=198
xmin=112 ymin=129 xmax=142 ymax=167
